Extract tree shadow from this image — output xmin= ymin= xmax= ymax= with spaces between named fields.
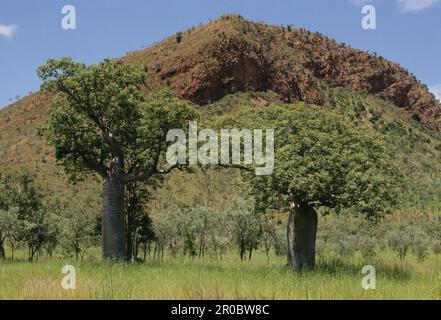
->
xmin=311 ymin=258 xmax=412 ymax=281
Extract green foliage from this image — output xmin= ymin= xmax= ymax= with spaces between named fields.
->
xmin=227 ymin=198 xmax=262 ymax=261
xmin=125 ymin=182 xmax=156 ymax=261
xmin=386 ymin=224 xmax=430 ymax=262
xmin=0 ymin=207 xmax=23 ymax=259
xmin=411 ymin=230 xmax=430 ymax=262
xmin=432 ymin=241 xmax=441 ymax=256
xmin=318 ymin=213 xmax=378 ymax=260
xmin=0 ymin=170 xmax=59 ymax=261
xmin=0 ymin=170 xmax=42 ymax=216
xmin=353 ymin=102 xmax=366 ymax=119
xmin=24 ymin=209 xmax=60 ymax=261
xmin=370 ymin=111 xmax=381 ymax=124
xmin=386 ymin=227 xmax=413 ymax=261
xmin=38 ymin=58 xmax=198 ymax=182
xmin=216 ymin=103 xmax=402 ymax=217
xmin=358 ymin=233 xmax=378 ymax=260
xmin=273 ymin=225 xmax=287 ymax=257
xmin=134 ymin=214 xmax=155 ymax=260
xmin=259 ymin=213 xmax=277 ymax=260
xmin=59 ymin=203 xmax=97 ymax=260
xmin=38 ymin=58 xmax=146 ymax=181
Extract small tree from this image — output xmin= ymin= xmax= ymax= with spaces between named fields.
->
xmin=60 ymin=205 xmax=97 ymax=260
xmin=387 ymin=227 xmax=413 ymax=261
xmin=273 ymin=225 xmax=287 ymax=257
xmin=151 ymin=213 xmax=168 ymax=260
xmin=125 ymin=182 xmax=157 ymax=261
xmin=23 ymin=209 xmax=60 ymax=262
xmin=432 ymin=241 xmax=441 ymax=257
xmin=0 ymin=170 xmax=46 ymax=261
xmin=410 ymin=227 xmax=430 ymax=262
xmin=176 ymin=32 xmax=183 ymax=43
xmin=134 ymin=214 xmax=155 ymax=261
xmin=190 ymin=206 xmax=216 ymax=259
xmin=207 ymin=211 xmax=231 ymax=259
xmin=260 ymin=213 xmax=277 ymax=263
xmin=0 ymin=208 xmax=23 ymax=259
xmin=336 ymin=235 xmax=358 ymax=258
xmin=227 ymin=198 xmax=261 ymax=261
xmin=358 ymin=233 xmax=378 ymax=260
xmin=152 ymin=206 xmax=187 ymax=258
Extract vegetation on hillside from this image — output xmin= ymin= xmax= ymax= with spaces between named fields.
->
xmin=0 ymin=15 xmax=440 ymax=300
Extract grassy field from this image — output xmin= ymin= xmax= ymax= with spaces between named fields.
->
xmin=1 ymin=250 xmax=440 ymax=300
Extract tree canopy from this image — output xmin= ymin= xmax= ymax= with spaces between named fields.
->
xmin=217 ymin=103 xmax=403 ymax=217
xmin=38 ymin=58 xmax=198 ymax=183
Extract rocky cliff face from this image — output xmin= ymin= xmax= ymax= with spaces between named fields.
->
xmin=123 ymin=14 xmax=441 ymax=131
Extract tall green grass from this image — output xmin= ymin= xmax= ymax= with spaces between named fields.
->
xmin=1 ymin=250 xmax=440 ymax=300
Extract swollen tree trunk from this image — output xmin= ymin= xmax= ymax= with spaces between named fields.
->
xmin=287 ymin=202 xmax=318 ymax=271
xmin=102 ymin=175 xmax=127 ymax=260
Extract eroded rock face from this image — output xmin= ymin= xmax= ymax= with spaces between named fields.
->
xmin=124 ymin=15 xmax=441 ymax=131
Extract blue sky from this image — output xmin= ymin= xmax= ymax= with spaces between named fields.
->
xmin=0 ymin=0 xmax=440 ymax=108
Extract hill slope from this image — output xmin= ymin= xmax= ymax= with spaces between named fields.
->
xmin=1 ymin=14 xmax=441 ymax=212
xmin=123 ymin=14 xmax=441 ymax=132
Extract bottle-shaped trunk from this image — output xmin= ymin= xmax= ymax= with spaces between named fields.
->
xmin=102 ymin=176 xmax=127 ymax=260
xmin=287 ymin=202 xmax=318 ymax=271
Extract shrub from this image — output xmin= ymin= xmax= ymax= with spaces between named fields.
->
xmin=370 ymin=111 xmax=381 ymax=124
xmin=387 ymin=225 xmax=430 ymax=261
xmin=176 ymin=32 xmax=183 ymax=43
xmin=336 ymin=235 xmax=358 ymax=257
xmin=315 ymin=238 xmax=327 ymax=261
xmin=354 ymin=103 xmax=366 ymax=118
xmin=411 ymin=228 xmax=430 ymax=262
xmin=358 ymin=234 xmax=377 ymax=260
xmin=432 ymin=241 xmax=441 ymax=256
xmin=273 ymin=226 xmax=287 ymax=256
xmin=387 ymin=228 xmax=411 ymax=261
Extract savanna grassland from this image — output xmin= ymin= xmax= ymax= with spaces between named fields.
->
xmin=1 ymin=90 xmax=441 ymax=300
xmin=1 ymin=15 xmax=441 ymax=301
xmin=1 ymin=249 xmax=441 ymax=300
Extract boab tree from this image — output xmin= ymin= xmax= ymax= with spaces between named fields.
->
xmin=38 ymin=58 xmax=197 ymax=260
xmin=218 ymin=103 xmax=402 ymax=270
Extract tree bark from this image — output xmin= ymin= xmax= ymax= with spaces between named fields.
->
xmin=240 ymin=240 xmax=245 ymax=261
xmin=287 ymin=202 xmax=318 ymax=271
xmin=126 ymin=220 xmax=133 ymax=262
xmin=102 ymin=175 xmax=127 ymax=260
xmin=0 ymin=239 xmax=5 ymax=259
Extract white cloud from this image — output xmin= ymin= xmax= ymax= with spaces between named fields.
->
xmin=429 ymin=84 xmax=441 ymax=102
xmin=398 ymin=0 xmax=440 ymax=13
xmin=0 ymin=24 xmax=17 ymax=38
